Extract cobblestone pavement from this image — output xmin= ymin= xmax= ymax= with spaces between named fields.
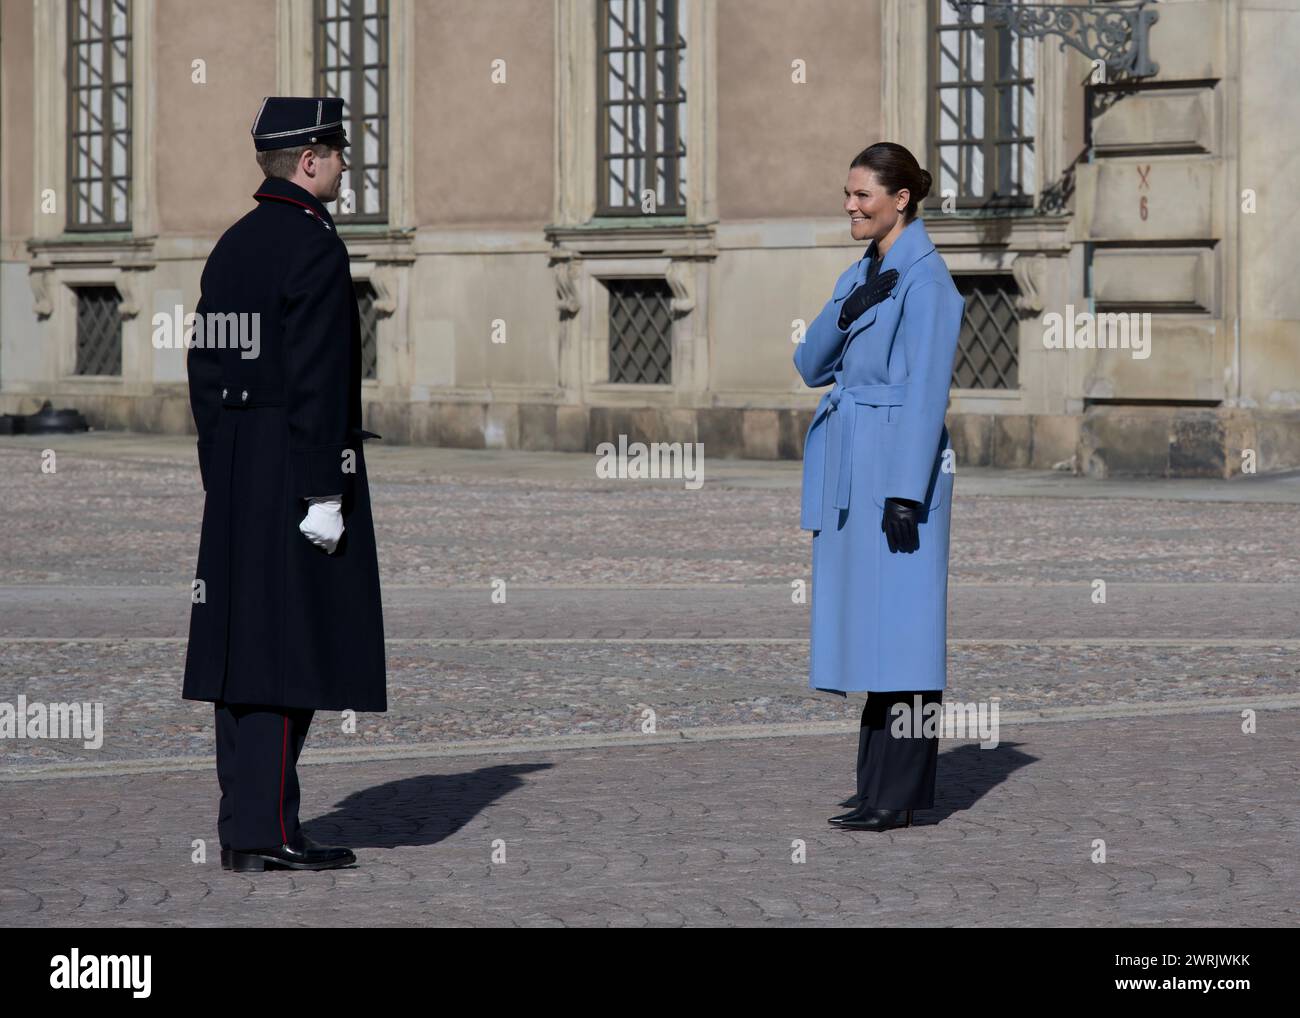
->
xmin=0 ymin=433 xmax=1297 ymax=926
xmin=2 ymin=712 xmax=1296 ymax=927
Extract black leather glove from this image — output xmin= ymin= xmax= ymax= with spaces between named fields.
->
xmin=837 ymin=268 xmax=899 ymax=331
xmin=881 ymin=497 xmax=922 ymax=553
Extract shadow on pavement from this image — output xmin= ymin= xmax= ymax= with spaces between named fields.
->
xmin=304 ymin=762 xmax=553 ymax=848
xmin=923 ymin=742 xmax=1038 ymax=824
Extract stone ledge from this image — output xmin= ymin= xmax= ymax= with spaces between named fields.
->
xmin=5 ymin=391 xmax=1297 ymax=477
xmin=951 ymin=406 xmax=1300 ymax=478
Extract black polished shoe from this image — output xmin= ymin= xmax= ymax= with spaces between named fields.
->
xmin=220 ymin=848 xmax=232 ymax=871
xmin=228 ymin=834 xmax=357 ymax=872
xmin=828 ymin=800 xmax=871 ymax=825
xmin=838 ymin=795 xmax=862 ymax=809
xmin=836 ymin=807 xmax=914 ymax=832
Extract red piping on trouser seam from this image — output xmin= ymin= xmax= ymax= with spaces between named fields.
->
xmin=279 ymin=716 xmax=289 ymax=844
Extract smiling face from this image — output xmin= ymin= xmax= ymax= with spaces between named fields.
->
xmin=843 ymin=166 xmax=909 ymax=246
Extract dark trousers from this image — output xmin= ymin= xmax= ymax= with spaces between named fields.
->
xmin=855 ymin=690 xmax=942 ymax=810
xmin=214 ymin=701 xmax=314 ymax=850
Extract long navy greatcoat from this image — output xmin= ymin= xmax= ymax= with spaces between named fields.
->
xmin=794 ymin=217 xmax=964 ymax=693
xmin=183 ymin=177 xmax=387 ymax=712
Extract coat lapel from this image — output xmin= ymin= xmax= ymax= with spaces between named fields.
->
xmin=837 ymin=220 xmax=936 ymax=347
xmin=877 ymin=218 xmax=936 ymax=294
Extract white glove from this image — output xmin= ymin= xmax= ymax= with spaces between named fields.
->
xmin=299 ymin=495 xmax=344 ymax=554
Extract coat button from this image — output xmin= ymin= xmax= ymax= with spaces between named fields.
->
xmin=241 ymin=390 xmax=248 ymax=402
xmin=221 ymin=388 xmax=227 ymax=398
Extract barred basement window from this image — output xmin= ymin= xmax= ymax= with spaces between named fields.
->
xmin=67 ymin=0 xmax=133 ymax=230
xmin=952 ymin=275 xmax=1020 ymax=390
xmin=598 ymin=0 xmax=688 ymax=216
xmin=316 ymin=0 xmax=389 ymax=222
xmin=607 ymin=278 xmax=672 ymax=384
xmin=74 ymin=286 xmax=123 ymax=376
xmin=354 ymin=281 xmax=379 ymax=380
xmin=930 ymin=0 xmax=1035 ymax=209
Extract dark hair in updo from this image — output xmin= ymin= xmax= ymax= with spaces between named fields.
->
xmin=849 ymin=142 xmax=933 ymax=222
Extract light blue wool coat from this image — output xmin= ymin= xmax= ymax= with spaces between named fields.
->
xmin=794 ymin=217 xmax=964 ymax=693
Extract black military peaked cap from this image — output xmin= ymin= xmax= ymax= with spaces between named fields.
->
xmin=250 ymin=96 xmax=350 ymax=151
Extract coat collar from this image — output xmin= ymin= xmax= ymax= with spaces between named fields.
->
xmin=252 ymin=176 xmax=336 ymax=231
xmin=863 ymin=216 xmax=935 ymax=282
xmin=834 ymin=217 xmax=936 ymax=341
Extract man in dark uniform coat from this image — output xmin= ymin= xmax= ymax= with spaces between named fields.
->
xmin=184 ymin=96 xmax=386 ymax=872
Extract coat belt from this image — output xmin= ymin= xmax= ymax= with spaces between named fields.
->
xmin=799 ymin=382 xmax=906 ymax=530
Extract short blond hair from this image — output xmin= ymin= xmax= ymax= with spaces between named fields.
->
xmin=255 ymin=142 xmax=334 ymax=180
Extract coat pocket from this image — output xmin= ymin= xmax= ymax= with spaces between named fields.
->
xmin=871 ymin=418 xmax=946 ymax=512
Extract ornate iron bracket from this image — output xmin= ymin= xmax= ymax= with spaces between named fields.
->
xmin=947 ymin=0 xmax=1159 ymax=79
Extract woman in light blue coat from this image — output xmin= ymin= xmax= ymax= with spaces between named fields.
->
xmin=794 ymin=143 xmax=964 ymax=833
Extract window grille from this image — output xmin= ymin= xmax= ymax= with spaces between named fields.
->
xmin=952 ymin=274 xmax=1020 ymax=389
xmin=354 ymin=280 xmax=379 ymax=380
xmin=74 ymin=286 xmax=123 ymax=376
xmin=607 ymin=278 xmax=672 ymax=384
